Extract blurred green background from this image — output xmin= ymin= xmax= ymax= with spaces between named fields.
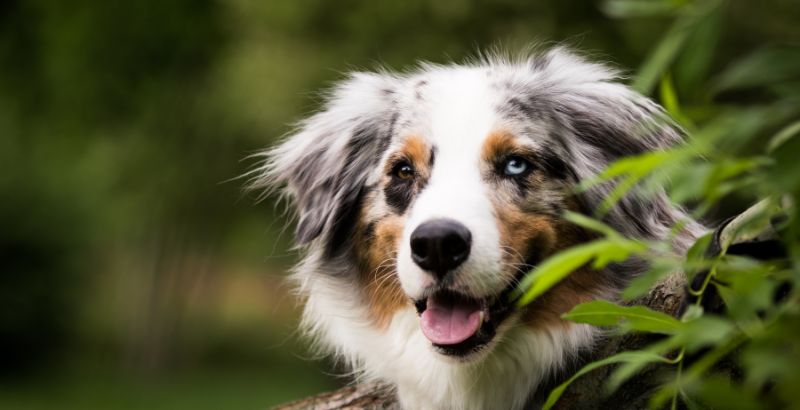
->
xmin=0 ymin=0 xmax=797 ymax=409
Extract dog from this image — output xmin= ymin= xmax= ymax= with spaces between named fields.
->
xmin=252 ymin=47 xmax=703 ymax=409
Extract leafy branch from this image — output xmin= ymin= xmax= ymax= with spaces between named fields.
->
xmin=512 ymin=0 xmax=800 ymax=408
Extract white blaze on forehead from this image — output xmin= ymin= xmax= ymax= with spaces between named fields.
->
xmin=397 ymin=68 xmax=505 ymax=298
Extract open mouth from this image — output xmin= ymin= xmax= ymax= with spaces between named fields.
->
xmin=414 ymin=281 xmax=520 ymax=358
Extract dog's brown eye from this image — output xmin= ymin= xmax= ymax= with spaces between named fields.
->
xmin=503 ymin=156 xmax=531 ymax=177
xmin=392 ymin=162 xmax=415 ymax=180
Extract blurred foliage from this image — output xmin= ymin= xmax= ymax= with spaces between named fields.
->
xmin=0 ymin=0 xmax=798 ymax=408
xmin=515 ymin=0 xmax=800 ymax=408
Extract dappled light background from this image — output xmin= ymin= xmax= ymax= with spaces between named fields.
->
xmin=1 ymin=0 xmax=798 ymax=408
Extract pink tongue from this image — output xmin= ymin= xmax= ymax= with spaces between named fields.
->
xmin=420 ymin=296 xmax=482 ymax=345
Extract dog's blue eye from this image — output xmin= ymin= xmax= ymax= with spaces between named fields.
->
xmin=503 ymin=157 xmax=530 ymax=176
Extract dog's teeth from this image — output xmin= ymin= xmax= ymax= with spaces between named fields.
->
xmin=479 ymin=310 xmax=486 ymax=323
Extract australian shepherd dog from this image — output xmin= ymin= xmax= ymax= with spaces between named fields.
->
xmin=252 ymin=47 xmax=702 ymax=409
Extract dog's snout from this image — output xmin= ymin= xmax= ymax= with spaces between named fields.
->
xmin=410 ymin=219 xmax=471 ymax=278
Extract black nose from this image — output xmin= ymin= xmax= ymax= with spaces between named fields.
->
xmin=410 ymin=219 xmax=471 ymax=278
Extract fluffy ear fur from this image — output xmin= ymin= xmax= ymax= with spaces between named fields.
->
xmin=525 ymin=49 xmax=694 ymax=247
xmin=252 ymin=73 xmax=398 ymax=256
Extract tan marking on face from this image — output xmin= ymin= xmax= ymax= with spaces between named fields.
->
xmin=516 ymin=195 xmax=608 ymax=328
xmin=484 ymin=130 xmax=560 ymax=269
xmin=383 ymin=135 xmax=432 ymax=176
xmin=491 ymin=191 xmax=600 ymax=328
xmin=380 ymin=135 xmax=433 ymax=214
xmin=495 ymin=203 xmax=557 ymax=265
xmin=403 ymin=135 xmax=430 ymax=167
xmin=355 ymin=136 xmax=434 ymax=329
xmin=481 ymin=130 xmax=519 ymax=163
xmin=355 ymin=204 xmax=408 ymax=329
xmin=481 ymin=130 xmax=603 ymax=330
xmin=517 ymin=200 xmax=609 ymax=330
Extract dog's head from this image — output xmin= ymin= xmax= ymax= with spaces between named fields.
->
xmin=255 ymin=48 xmax=692 ymax=363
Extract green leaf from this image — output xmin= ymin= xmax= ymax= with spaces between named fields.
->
xmin=685 ymin=232 xmax=713 ymax=264
xmin=691 ymin=104 xmax=799 ymax=153
xmin=681 ymin=304 xmax=704 ymax=322
xmin=681 ymin=390 xmax=708 ymax=410
xmin=602 ymin=0 xmax=683 ymax=18
xmin=768 ymin=120 xmax=800 ymax=153
xmin=667 ymin=162 xmax=713 ymax=204
xmin=514 ymin=239 xmax=647 ymax=306
xmin=622 ymin=258 xmax=679 ymax=300
xmin=606 ymin=337 xmax=683 ymax=392
xmin=715 ymin=272 xmax=778 ymax=322
xmin=580 ymin=150 xmax=674 ymax=190
xmin=659 ymin=72 xmax=682 ymax=121
xmin=674 ymin=4 xmax=721 ymax=96
xmin=649 ymin=382 xmax=678 ymax=409
xmin=675 ymin=316 xmax=736 ymax=352
xmin=678 ymin=331 xmax=749 ymax=393
xmin=513 ymin=241 xmax=606 ymax=306
xmin=599 ymin=238 xmax=647 ymax=267
xmin=767 ymin=121 xmax=800 ymax=194
xmin=718 ymin=198 xmax=782 ymax=249
xmin=543 ymin=351 xmax=668 ymax=410
xmin=633 ymin=0 xmax=722 ymax=95
xmin=562 ymin=300 xmax=683 ymax=334
xmin=633 ymin=19 xmax=694 ymax=95
xmin=598 ymin=174 xmax=645 ymax=216
xmin=679 ymin=231 xmax=714 ymax=282
xmin=563 ymin=211 xmax=620 ymax=238
xmin=580 ymin=149 xmax=681 ymax=215
xmin=713 ymin=46 xmax=800 ymax=94
xmin=607 ymin=315 xmax=735 ymax=395
xmin=741 ymin=344 xmax=792 ymax=390
xmin=688 ymin=377 xmax=764 ymax=410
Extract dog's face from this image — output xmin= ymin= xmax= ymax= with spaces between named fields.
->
xmin=355 ymin=70 xmax=595 ymax=358
xmin=258 ymin=49 xmax=691 ymax=401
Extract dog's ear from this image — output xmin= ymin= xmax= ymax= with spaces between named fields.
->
xmin=253 ymin=73 xmax=397 ymax=255
xmin=535 ymin=49 xmax=691 ymax=244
